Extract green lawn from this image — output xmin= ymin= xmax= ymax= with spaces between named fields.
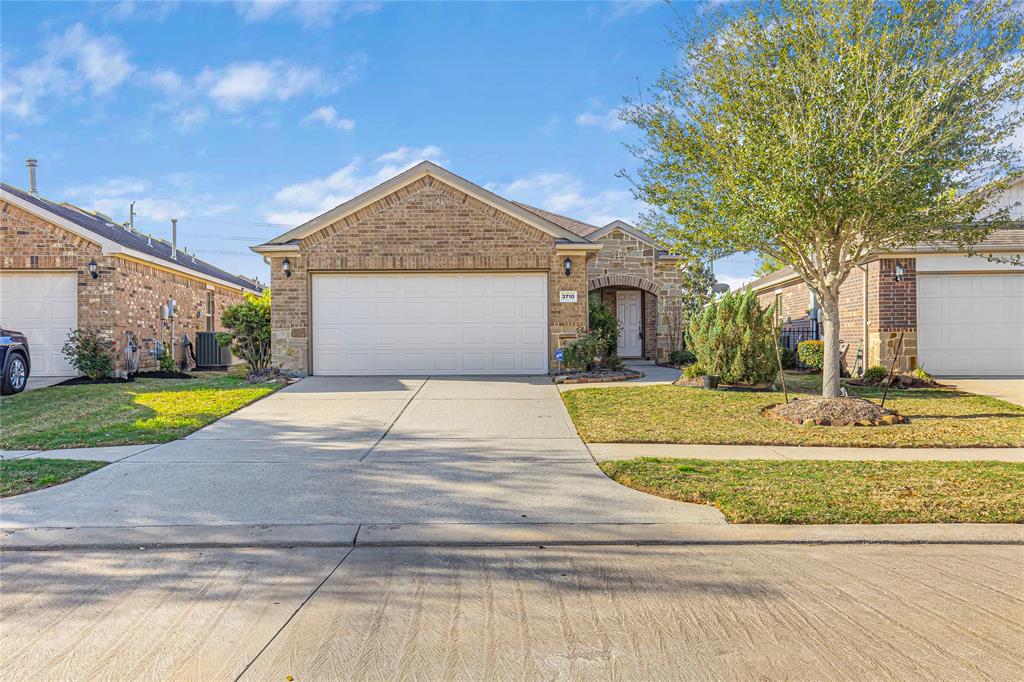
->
xmin=0 ymin=373 xmax=281 ymax=450
xmin=600 ymin=458 xmax=1024 ymax=523
xmin=0 ymin=458 xmax=108 ymax=498
xmin=562 ymin=372 xmax=1024 ymax=447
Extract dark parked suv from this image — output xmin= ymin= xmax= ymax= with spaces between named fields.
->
xmin=0 ymin=327 xmax=31 ymax=395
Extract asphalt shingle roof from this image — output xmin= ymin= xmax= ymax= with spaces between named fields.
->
xmin=2 ymin=183 xmax=260 ymax=292
xmin=511 ymin=201 xmax=601 ymax=238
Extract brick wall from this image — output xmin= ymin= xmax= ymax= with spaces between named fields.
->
xmin=756 ymin=258 xmax=918 ymax=372
xmin=111 ymin=256 xmax=246 ymax=371
xmin=1 ymin=200 xmax=248 ymax=372
xmin=271 ymin=175 xmax=589 ymax=373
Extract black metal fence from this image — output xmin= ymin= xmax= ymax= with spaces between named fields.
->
xmin=779 ymin=320 xmax=819 ymax=368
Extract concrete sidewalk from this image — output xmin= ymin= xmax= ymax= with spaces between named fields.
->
xmin=588 ymin=442 xmax=1024 ymax=462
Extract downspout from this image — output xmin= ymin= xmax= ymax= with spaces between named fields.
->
xmin=860 ymin=263 xmax=869 ymax=370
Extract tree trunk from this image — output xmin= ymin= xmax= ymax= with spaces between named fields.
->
xmin=820 ymin=291 xmax=842 ymax=398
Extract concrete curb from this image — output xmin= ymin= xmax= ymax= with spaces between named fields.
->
xmin=0 ymin=524 xmax=360 ymax=551
xmin=3 ymin=522 xmax=1020 ymax=551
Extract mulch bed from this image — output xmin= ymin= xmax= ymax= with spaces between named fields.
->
xmin=54 ymin=370 xmax=194 ymax=386
xmin=673 ymin=377 xmax=775 ymax=391
xmin=765 ymin=397 xmax=907 ymax=427
xmin=553 ymin=369 xmax=644 ymax=385
xmin=848 ymin=373 xmax=943 ymax=389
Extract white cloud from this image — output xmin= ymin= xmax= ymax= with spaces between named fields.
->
xmin=149 ymin=68 xmax=186 ymax=96
xmin=172 ymin=106 xmax=209 ymax=133
xmin=63 ymin=176 xmax=241 ymax=226
xmin=234 ymin=1 xmax=382 ymax=27
xmin=265 ymin=145 xmax=445 ymax=225
xmin=302 ymin=105 xmax=355 ymax=131
xmin=1 ymin=23 xmax=134 ymax=119
xmin=107 ymin=0 xmax=180 ymax=21
xmin=575 ymin=107 xmax=626 ymax=131
xmin=603 ymin=1 xmax=659 ymax=23
xmin=487 ymin=172 xmax=643 ymax=226
xmin=198 ymin=61 xmax=326 ymax=111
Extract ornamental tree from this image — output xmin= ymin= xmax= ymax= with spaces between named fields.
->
xmin=624 ymin=0 xmax=1023 ymax=397
xmin=217 ymin=289 xmax=272 ymax=373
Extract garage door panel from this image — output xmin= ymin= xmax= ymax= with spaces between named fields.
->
xmin=918 ymin=273 xmax=1024 ymax=376
xmin=312 ymin=273 xmax=548 ymax=375
xmin=0 ymin=272 xmax=78 ymax=376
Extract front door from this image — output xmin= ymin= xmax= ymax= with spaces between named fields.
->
xmin=616 ymin=290 xmax=642 ymax=357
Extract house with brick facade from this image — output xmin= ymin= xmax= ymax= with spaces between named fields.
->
xmin=252 ymin=161 xmax=693 ymax=376
xmin=1 ymin=180 xmax=261 ymax=378
xmin=748 ymin=177 xmax=1024 ymax=377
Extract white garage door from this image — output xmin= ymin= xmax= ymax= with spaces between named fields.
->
xmin=917 ymin=273 xmax=1024 ymax=376
xmin=312 ymin=272 xmax=548 ymax=375
xmin=0 ymin=272 xmax=78 ymax=376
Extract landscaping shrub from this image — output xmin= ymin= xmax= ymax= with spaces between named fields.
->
xmin=588 ymin=299 xmax=618 ymax=357
xmin=862 ymin=365 xmax=889 ymax=383
xmin=682 ymin=362 xmax=705 ymax=379
xmin=61 ymin=328 xmax=115 ymax=380
xmin=911 ymin=366 xmax=934 ymax=382
xmin=158 ymin=349 xmax=176 ymax=373
xmin=797 ymin=339 xmax=824 ymax=369
xmin=685 ymin=289 xmax=776 ymax=384
xmin=562 ymin=330 xmax=610 ymax=371
xmin=218 ymin=289 xmax=272 ymax=372
xmin=670 ymin=349 xmax=697 ymax=366
xmin=779 ymin=346 xmax=798 ymax=369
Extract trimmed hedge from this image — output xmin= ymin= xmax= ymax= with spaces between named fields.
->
xmin=797 ymin=339 xmax=824 ymax=369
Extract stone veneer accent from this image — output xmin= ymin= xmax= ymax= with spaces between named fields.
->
xmin=587 ymin=228 xmax=685 ymax=362
xmin=268 ymin=175 xmax=590 ymax=373
xmin=1 ymin=201 xmax=247 ymax=372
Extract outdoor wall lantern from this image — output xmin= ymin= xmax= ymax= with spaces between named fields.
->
xmin=894 ymin=262 xmax=905 ymax=282
xmin=563 ymin=256 xmax=573 ymax=277
xmin=88 ymin=257 xmax=98 ymax=279
xmin=282 ymin=257 xmax=292 ymax=278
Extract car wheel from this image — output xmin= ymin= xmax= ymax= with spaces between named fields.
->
xmin=1 ymin=352 xmax=28 ymax=395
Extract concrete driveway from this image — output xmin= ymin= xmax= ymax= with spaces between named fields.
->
xmin=0 ymin=375 xmax=723 ymax=529
xmin=942 ymin=377 xmax=1024 ymax=407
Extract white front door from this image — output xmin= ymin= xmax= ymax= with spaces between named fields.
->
xmin=616 ymin=290 xmax=643 ymax=357
xmin=311 ymin=272 xmax=549 ymax=375
xmin=0 ymin=272 xmax=78 ymax=376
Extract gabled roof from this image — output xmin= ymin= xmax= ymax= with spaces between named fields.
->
xmin=1 ymin=183 xmax=260 ymax=292
xmin=255 ymin=161 xmax=594 ymax=249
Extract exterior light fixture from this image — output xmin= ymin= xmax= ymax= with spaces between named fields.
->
xmin=563 ymin=256 xmax=572 ymax=277
xmin=88 ymin=257 xmax=98 ymax=279
xmin=282 ymin=257 xmax=292 ymax=278
xmin=894 ymin=262 xmax=905 ymax=282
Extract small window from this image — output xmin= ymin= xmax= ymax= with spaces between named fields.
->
xmin=205 ymin=291 xmax=214 ymax=332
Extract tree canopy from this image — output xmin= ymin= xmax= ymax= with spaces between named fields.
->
xmin=625 ymin=0 xmax=1023 ymax=396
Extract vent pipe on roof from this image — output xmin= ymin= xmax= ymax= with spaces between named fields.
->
xmin=171 ymin=219 xmax=178 ymax=260
xmin=26 ymin=159 xmax=38 ymax=196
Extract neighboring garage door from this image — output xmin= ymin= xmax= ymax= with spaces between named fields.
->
xmin=0 ymin=272 xmax=78 ymax=376
xmin=917 ymin=273 xmax=1024 ymax=376
xmin=312 ymin=272 xmax=548 ymax=375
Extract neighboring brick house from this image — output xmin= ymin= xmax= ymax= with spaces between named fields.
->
xmin=749 ymin=179 xmax=1024 ymax=377
xmin=252 ymin=161 xmax=693 ymax=376
xmin=1 ymin=181 xmax=261 ymax=377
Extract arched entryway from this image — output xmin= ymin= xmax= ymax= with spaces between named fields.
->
xmin=589 ymin=275 xmax=663 ymax=360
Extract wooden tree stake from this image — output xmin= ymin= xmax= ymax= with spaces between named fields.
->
xmin=880 ymin=331 xmax=905 ymax=409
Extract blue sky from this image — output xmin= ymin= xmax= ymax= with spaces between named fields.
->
xmin=1 ymin=0 xmax=756 ymax=287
